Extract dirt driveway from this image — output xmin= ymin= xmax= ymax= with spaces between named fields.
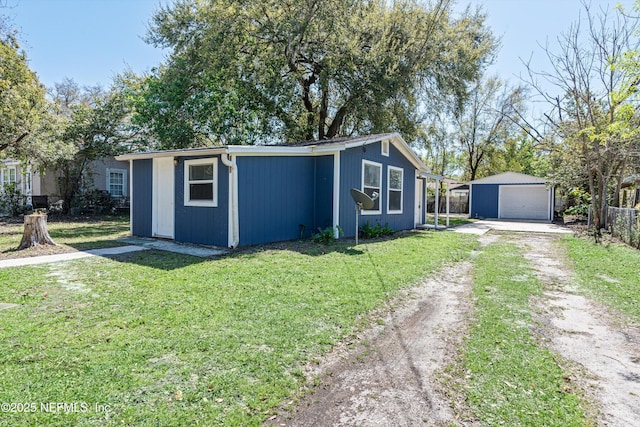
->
xmin=268 ymin=231 xmax=640 ymax=426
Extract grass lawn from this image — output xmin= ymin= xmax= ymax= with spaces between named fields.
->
xmin=459 ymin=242 xmax=586 ymax=426
xmin=0 ymin=230 xmax=477 ymax=426
xmin=424 ymin=214 xmax=473 ymax=227
xmin=563 ymin=236 xmax=640 ymax=323
xmin=0 ymin=215 xmax=130 ymax=259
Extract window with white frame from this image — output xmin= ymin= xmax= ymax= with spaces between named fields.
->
xmin=381 ymin=140 xmax=390 ymax=157
xmin=1 ymin=167 xmax=17 ymax=190
xmin=107 ymin=168 xmax=127 ymax=197
xmin=387 ymin=166 xmax=403 ymax=213
xmin=362 ymin=160 xmax=382 ymax=214
xmin=184 ymin=158 xmax=218 ymax=207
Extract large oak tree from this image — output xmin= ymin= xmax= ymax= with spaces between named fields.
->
xmin=134 ymin=0 xmax=496 ymax=147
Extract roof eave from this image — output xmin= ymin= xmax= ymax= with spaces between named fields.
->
xmin=115 ymin=147 xmax=227 ymax=161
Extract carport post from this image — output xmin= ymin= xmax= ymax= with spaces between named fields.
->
xmin=434 ymin=179 xmax=439 ymax=227
xmin=446 ymin=181 xmax=450 ymax=227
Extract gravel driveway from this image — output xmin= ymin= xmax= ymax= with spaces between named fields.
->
xmin=268 ymin=231 xmax=640 ymax=426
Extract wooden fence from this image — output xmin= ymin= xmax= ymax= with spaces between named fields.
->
xmin=607 ymin=206 xmax=640 ymax=248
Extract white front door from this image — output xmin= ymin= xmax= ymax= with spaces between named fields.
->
xmin=153 ymin=157 xmax=175 ymax=238
xmin=415 ymin=179 xmax=423 ymax=226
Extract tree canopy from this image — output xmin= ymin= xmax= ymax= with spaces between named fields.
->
xmin=0 ymin=35 xmax=57 ymax=164
xmin=526 ymin=2 xmax=640 ymax=228
xmin=135 ymin=0 xmax=496 ymax=148
xmin=50 ymin=79 xmax=145 ymax=212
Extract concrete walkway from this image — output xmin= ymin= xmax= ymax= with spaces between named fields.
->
xmin=0 ymin=245 xmax=148 ymax=269
xmin=0 ymin=237 xmax=228 ymax=269
xmin=452 ymin=219 xmax=574 ymax=235
xmin=118 ymin=237 xmax=228 ymax=257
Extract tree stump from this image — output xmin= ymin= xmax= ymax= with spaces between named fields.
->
xmin=18 ymin=214 xmax=58 ymax=250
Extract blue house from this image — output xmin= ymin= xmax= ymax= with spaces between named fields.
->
xmin=116 ymin=133 xmax=432 ymax=248
xmin=469 ymin=172 xmax=555 ymax=221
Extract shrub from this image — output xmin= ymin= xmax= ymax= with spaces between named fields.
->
xmin=72 ymin=189 xmax=117 ymax=214
xmin=312 ymin=226 xmax=343 ymax=244
xmin=564 ymin=188 xmax=590 ymax=216
xmin=0 ymin=183 xmax=24 ymax=216
xmin=360 ymin=221 xmax=395 ymax=239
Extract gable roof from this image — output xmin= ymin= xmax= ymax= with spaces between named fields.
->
xmin=115 ymin=132 xmax=429 ymax=172
xmin=469 ymin=172 xmax=549 ymax=185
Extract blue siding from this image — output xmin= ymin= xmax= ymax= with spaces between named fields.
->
xmin=174 ymin=156 xmax=229 ymax=247
xmin=470 ymin=184 xmax=499 ymax=218
xmin=314 ymin=155 xmax=334 ymax=231
xmin=237 ymin=156 xmax=321 ymax=246
xmin=338 ymin=141 xmax=416 ymax=237
xmin=130 ymin=141 xmax=420 ymax=247
xmin=132 ymin=159 xmax=152 ymax=237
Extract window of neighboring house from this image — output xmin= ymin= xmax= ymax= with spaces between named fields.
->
xmin=1 ymin=167 xmax=17 ymax=190
xmin=387 ymin=166 xmax=403 ymax=214
xmin=184 ymin=158 xmax=218 ymax=207
xmin=107 ymin=168 xmax=127 ymax=197
xmin=362 ymin=160 xmax=382 ymax=214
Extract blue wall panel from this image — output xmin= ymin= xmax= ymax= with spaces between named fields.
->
xmin=470 ymin=184 xmax=499 ymax=218
xmin=237 ymin=156 xmax=318 ymax=246
xmin=174 ymin=156 xmax=229 ymax=247
xmin=314 ymin=155 xmax=334 ymax=231
xmin=132 ymin=159 xmax=152 ymax=237
xmin=338 ymin=141 xmax=416 ymax=237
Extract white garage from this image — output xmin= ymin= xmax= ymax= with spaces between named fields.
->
xmin=499 ymin=185 xmax=551 ymax=220
xmin=469 ymin=172 xmax=554 ymax=222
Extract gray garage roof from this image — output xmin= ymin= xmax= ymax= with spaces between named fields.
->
xmin=469 ymin=171 xmax=548 ymax=185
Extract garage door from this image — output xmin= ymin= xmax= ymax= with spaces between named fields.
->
xmin=499 ymin=185 xmax=549 ymax=220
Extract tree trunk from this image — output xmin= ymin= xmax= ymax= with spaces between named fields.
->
xmin=18 ymin=214 xmax=57 ymax=250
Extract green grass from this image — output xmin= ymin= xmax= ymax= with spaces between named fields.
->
xmin=461 ymin=242 xmax=586 ymax=426
xmin=0 ymin=215 xmax=130 ymax=258
xmin=563 ymin=236 xmax=640 ymax=323
xmin=0 ymin=231 xmax=476 ymax=426
xmin=424 ymin=214 xmax=473 ymax=227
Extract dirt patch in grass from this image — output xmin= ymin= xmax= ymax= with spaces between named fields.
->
xmin=521 ymin=234 xmax=640 ymax=426
xmin=268 ymin=261 xmax=475 ymax=426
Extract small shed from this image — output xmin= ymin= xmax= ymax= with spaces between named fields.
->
xmin=469 ymin=172 xmax=554 ymax=221
xmin=116 ymin=133 xmax=431 ymax=248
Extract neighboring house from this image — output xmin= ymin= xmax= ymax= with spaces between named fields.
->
xmin=448 ymin=183 xmax=469 ymax=214
xmin=425 ymin=180 xmax=468 ymax=214
xmin=0 ymin=157 xmax=129 ymax=208
xmin=469 ymin=172 xmax=555 ymax=221
xmin=116 ymin=133 xmax=432 ymax=248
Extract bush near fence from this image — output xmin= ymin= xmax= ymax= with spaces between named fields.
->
xmin=608 ymin=207 xmax=640 ymax=249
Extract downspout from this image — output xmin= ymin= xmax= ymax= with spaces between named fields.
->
xmin=220 ymin=153 xmax=239 ymax=248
